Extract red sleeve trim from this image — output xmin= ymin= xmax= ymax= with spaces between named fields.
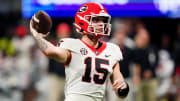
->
xmin=63 ymin=50 xmax=72 ymax=67
xmin=113 ymin=62 xmax=118 ymax=70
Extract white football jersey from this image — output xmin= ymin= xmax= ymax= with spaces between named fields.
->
xmin=58 ymin=38 xmax=123 ymax=98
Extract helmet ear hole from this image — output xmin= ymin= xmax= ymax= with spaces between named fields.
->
xmin=79 ymin=23 xmax=84 ymax=25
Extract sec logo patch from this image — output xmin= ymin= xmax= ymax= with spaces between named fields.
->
xmin=80 ymin=48 xmax=88 ymax=55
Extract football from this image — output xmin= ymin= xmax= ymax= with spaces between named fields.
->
xmin=32 ymin=10 xmax=52 ymax=34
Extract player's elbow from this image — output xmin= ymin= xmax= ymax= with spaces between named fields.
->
xmin=45 ymin=50 xmax=53 ymax=58
xmin=44 ymin=47 xmax=58 ymax=58
xmin=44 ymin=47 xmax=67 ymax=63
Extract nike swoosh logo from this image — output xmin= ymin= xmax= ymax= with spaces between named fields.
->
xmin=105 ymin=54 xmax=111 ymax=57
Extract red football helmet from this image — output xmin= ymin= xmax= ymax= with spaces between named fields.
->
xmin=75 ymin=2 xmax=111 ymax=37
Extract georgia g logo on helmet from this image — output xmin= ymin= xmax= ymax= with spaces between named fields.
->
xmin=75 ymin=2 xmax=111 ymax=37
xmin=78 ymin=6 xmax=88 ymax=13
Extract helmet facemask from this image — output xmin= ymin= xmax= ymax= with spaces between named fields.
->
xmin=86 ymin=15 xmax=111 ymax=37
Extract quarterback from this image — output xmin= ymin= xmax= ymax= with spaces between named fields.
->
xmin=30 ymin=2 xmax=129 ymax=101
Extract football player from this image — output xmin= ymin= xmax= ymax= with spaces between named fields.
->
xmin=30 ymin=2 xmax=129 ymax=101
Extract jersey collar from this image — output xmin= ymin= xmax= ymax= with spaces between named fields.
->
xmin=79 ymin=39 xmax=107 ymax=56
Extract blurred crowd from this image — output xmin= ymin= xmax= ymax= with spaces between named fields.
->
xmin=0 ymin=18 xmax=180 ymax=101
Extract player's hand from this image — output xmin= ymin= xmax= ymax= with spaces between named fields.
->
xmin=29 ymin=19 xmax=49 ymax=38
xmin=38 ymin=32 xmax=50 ymax=38
xmin=112 ymin=80 xmax=127 ymax=92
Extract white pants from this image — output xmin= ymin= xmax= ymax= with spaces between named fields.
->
xmin=65 ymin=94 xmax=104 ymax=101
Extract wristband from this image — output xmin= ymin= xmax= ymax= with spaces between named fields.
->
xmin=117 ymin=82 xmax=129 ymax=97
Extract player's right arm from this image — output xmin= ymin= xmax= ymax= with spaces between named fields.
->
xmin=29 ymin=20 xmax=70 ymax=64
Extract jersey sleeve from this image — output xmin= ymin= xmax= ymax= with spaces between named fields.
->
xmin=57 ymin=38 xmax=75 ymax=52
xmin=108 ymin=42 xmax=123 ymax=69
xmin=57 ymin=38 xmax=76 ymax=66
xmin=113 ymin=44 xmax=123 ymax=62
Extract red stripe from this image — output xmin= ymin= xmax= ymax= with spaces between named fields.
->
xmin=80 ymin=39 xmax=96 ymax=51
xmin=97 ymin=42 xmax=106 ymax=55
xmin=79 ymin=39 xmax=107 ymax=56
xmin=64 ymin=50 xmax=72 ymax=67
xmin=113 ymin=63 xmax=118 ymax=70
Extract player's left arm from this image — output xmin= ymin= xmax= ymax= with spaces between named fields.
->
xmin=110 ymin=62 xmax=129 ymax=98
